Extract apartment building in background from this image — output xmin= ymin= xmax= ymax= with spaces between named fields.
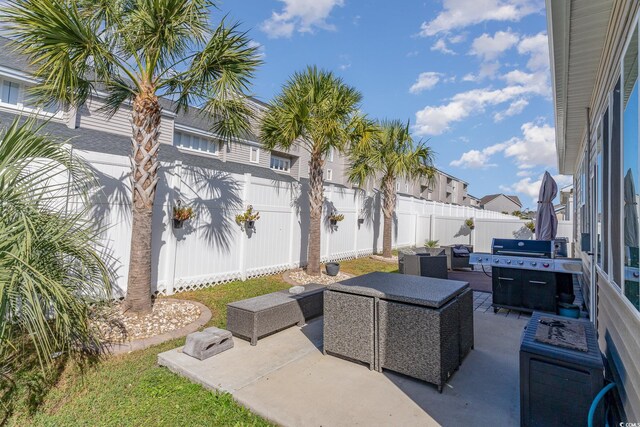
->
xmin=0 ymin=35 xmax=477 ymax=208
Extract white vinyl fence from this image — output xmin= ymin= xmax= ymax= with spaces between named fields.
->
xmin=82 ymin=150 xmax=573 ymax=297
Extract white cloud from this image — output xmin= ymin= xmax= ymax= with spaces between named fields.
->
xmin=494 ymin=98 xmax=528 ymax=121
xmin=517 ymin=32 xmax=549 ymax=71
xmin=419 ymin=0 xmax=543 ymax=37
xmin=479 ymin=61 xmax=502 ymax=79
xmin=260 ymin=0 xmax=344 ymax=38
xmin=448 ymin=33 xmax=467 ymax=44
xmin=248 ymin=41 xmax=266 ymax=59
xmin=501 ymin=174 xmax=572 ymax=204
xmin=470 ymin=30 xmax=520 ymax=61
xmin=406 ymin=50 xmax=420 ymax=57
xmin=450 ymin=141 xmax=510 ymax=168
xmin=431 ymin=38 xmax=456 ymax=55
xmin=449 ymin=122 xmax=557 ymax=170
xmin=414 ymin=77 xmax=547 ymax=136
xmin=338 ymin=54 xmax=351 ymax=70
xmin=409 ymin=72 xmax=442 ymax=94
xmin=503 ymin=122 xmax=557 ymax=169
xmin=450 ymin=150 xmax=495 ymax=168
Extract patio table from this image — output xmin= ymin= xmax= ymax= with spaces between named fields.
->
xmin=323 ymin=272 xmax=472 ymax=391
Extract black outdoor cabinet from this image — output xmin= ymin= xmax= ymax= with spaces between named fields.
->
xmin=521 ymin=270 xmax=557 ymax=312
xmin=493 ymin=267 xmax=557 ymax=313
xmin=520 ymin=312 xmax=604 ymax=427
xmin=493 ymin=267 xmax=523 ymax=308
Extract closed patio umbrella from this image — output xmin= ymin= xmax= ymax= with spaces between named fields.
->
xmin=624 ymin=169 xmax=639 ymax=252
xmin=535 ymin=171 xmax=558 ymax=240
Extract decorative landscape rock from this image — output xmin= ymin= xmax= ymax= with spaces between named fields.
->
xmin=183 ymin=327 xmax=233 ymax=360
xmin=289 ymin=285 xmax=305 ymax=294
xmin=288 ymin=270 xmax=351 ymax=285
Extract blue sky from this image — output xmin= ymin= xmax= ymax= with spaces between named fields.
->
xmin=218 ymin=0 xmax=569 ymax=209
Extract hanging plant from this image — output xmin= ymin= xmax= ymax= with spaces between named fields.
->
xmin=236 ymin=205 xmax=260 ymax=230
xmin=465 ymin=218 xmax=475 ymax=230
xmin=328 ymin=212 xmax=344 ymax=226
xmin=525 ymin=221 xmax=535 ymax=233
xmin=172 ymin=200 xmax=195 ymax=229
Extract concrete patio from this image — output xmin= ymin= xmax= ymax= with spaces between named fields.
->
xmin=158 ymin=295 xmax=529 ymax=427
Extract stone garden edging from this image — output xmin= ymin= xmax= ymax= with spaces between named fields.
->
xmin=106 ymin=299 xmax=212 ymax=356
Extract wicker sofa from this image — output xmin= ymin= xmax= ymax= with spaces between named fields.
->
xmin=444 ymin=244 xmax=473 ymax=270
xmin=399 ymin=251 xmax=448 ymax=279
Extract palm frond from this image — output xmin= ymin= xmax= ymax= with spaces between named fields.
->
xmin=164 ymin=20 xmax=262 ymax=141
xmin=348 ymin=119 xmax=436 ymax=189
xmin=124 ymin=0 xmax=214 ymax=75
xmin=0 ymin=119 xmax=112 ymax=369
xmin=260 ymin=66 xmax=363 ymax=155
xmin=2 ymin=0 xmax=119 ymax=106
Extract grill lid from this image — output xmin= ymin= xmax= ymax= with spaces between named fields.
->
xmin=491 ymin=238 xmax=554 ymax=258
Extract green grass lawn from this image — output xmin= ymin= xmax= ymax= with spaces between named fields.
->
xmin=8 ymin=257 xmax=394 ymax=427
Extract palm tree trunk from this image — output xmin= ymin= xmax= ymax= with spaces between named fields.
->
xmin=124 ymin=88 xmax=161 ymax=314
xmin=307 ymin=152 xmax=324 ymax=276
xmin=381 ymin=176 xmax=396 ymax=258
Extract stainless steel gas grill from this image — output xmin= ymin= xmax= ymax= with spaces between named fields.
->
xmin=470 ymin=239 xmax=582 ymax=313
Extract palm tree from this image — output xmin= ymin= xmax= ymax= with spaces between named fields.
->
xmin=260 ymin=66 xmax=369 ymax=276
xmin=0 ymin=119 xmax=111 ymax=370
xmin=348 ymin=120 xmax=435 ymax=258
xmin=3 ymin=0 xmax=261 ymax=313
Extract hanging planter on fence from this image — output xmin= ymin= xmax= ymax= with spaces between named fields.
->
xmin=465 ymin=218 xmax=475 ymax=230
xmin=236 ymin=205 xmax=260 ymax=232
xmin=328 ymin=212 xmax=344 ymax=227
xmin=173 ymin=200 xmax=195 ymax=229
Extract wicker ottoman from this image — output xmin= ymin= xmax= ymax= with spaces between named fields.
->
xmin=323 ymin=290 xmax=376 ymax=370
xmin=227 ymin=284 xmax=324 ymax=346
xmin=457 ymin=288 xmax=474 ymax=361
xmin=378 ymin=298 xmax=459 ymax=392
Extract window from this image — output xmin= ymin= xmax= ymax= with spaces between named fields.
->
xmin=2 ymin=81 xmax=19 ymax=105
xmin=270 ymin=155 xmax=290 ymax=172
xmin=623 ymin=24 xmax=639 ymax=309
xmin=250 ymin=146 xmax=259 ymax=163
xmin=174 ymin=131 xmax=220 ymax=155
xmin=596 ymin=112 xmax=608 ymax=270
xmin=326 ymin=169 xmax=333 ymax=181
xmin=0 ymin=79 xmax=59 ymax=115
xmin=328 ymin=147 xmax=334 ymax=162
xmin=396 ymin=182 xmax=400 ymax=192
xmin=577 ymin=150 xmax=590 ymax=252
xmin=405 ymin=183 xmax=409 ymax=193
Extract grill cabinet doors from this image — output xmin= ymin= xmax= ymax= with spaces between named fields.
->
xmin=492 ymin=268 xmax=557 ymax=313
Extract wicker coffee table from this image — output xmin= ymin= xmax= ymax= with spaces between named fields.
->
xmin=324 ymin=272 xmax=472 ymax=391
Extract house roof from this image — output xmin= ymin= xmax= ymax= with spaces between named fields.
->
xmin=546 ymin=0 xmax=614 ymax=174
xmin=479 ymin=193 xmax=522 ymax=208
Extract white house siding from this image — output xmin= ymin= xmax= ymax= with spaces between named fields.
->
xmin=549 ymin=0 xmax=640 ymax=419
xmin=597 ymin=272 xmax=640 ymax=421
